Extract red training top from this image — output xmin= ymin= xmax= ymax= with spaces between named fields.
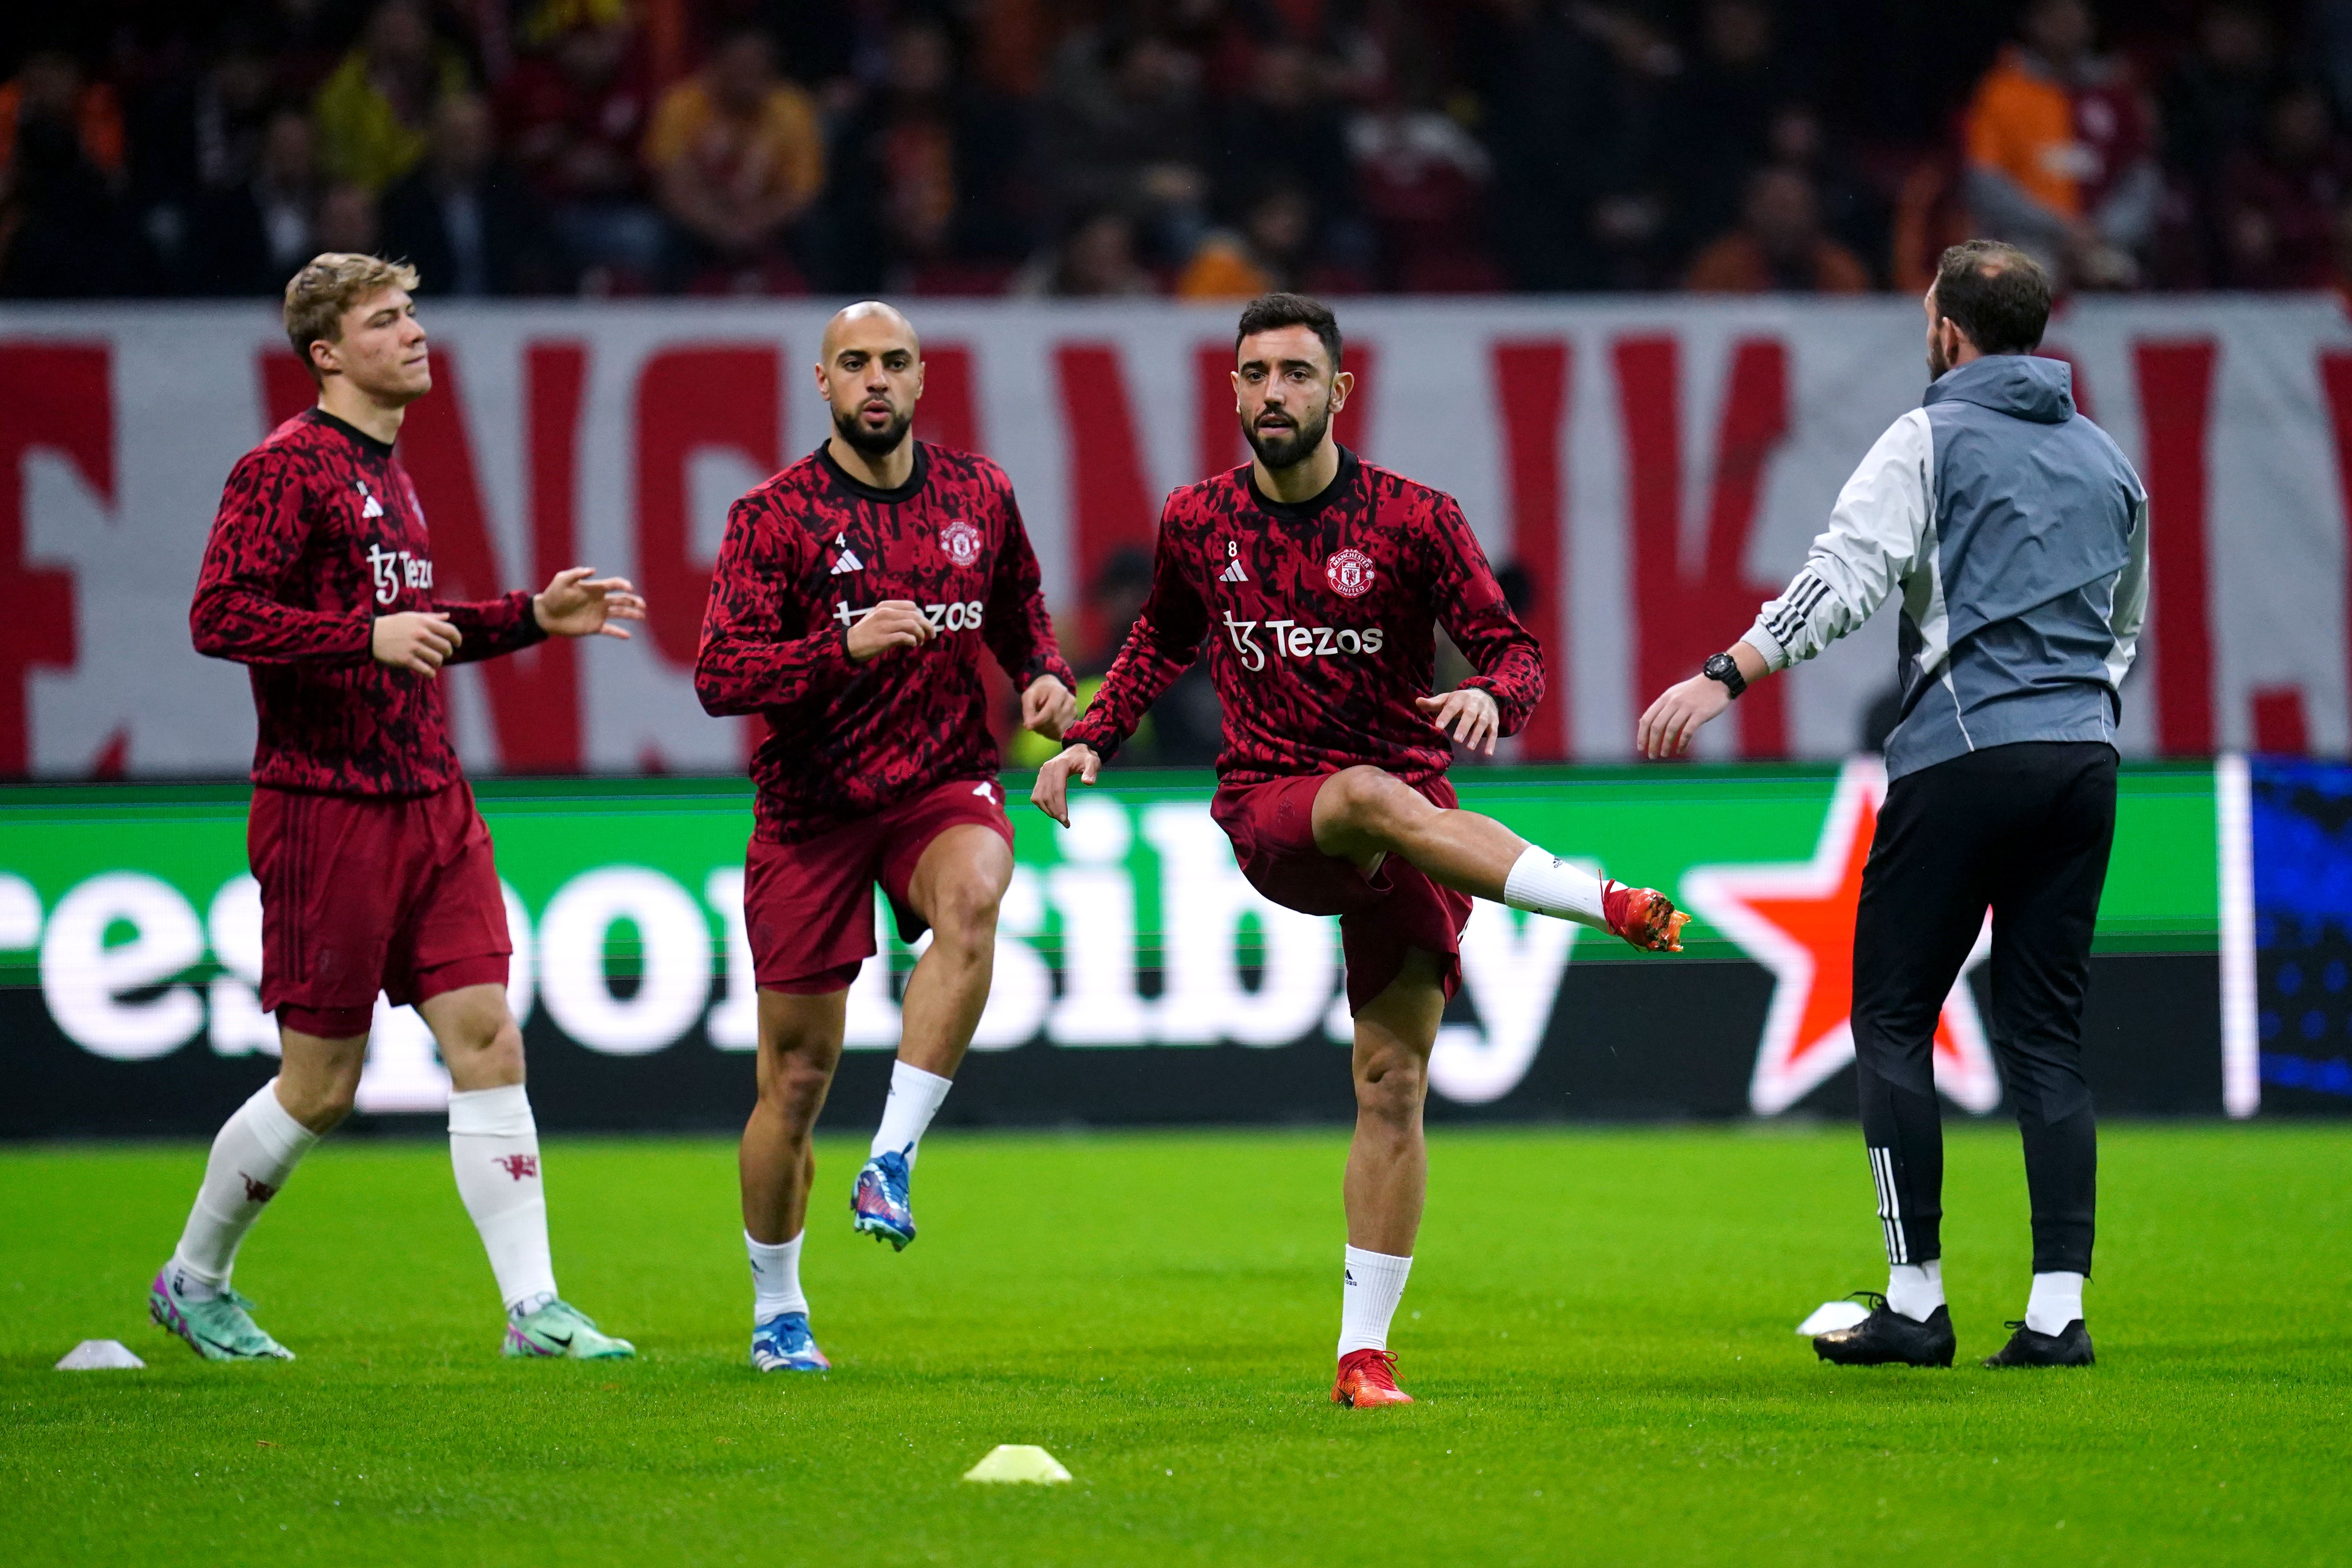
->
xmin=1065 ymin=449 xmax=1542 ymax=785
xmin=695 ymin=441 xmax=1075 ymax=843
xmin=190 ymin=409 xmax=546 ymax=796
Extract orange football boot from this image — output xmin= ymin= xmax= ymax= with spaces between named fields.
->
xmin=1332 ymin=1348 xmax=1414 ymax=1408
xmin=1602 ymin=880 xmax=1689 ymax=953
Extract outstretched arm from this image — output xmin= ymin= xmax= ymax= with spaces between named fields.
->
xmin=1638 ymin=409 xmax=1930 ymax=758
xmin=1035 ymin=514 xmax=1206 ymax=824
xmin=1423 ymin=495 xmax=1543 ymax=755
xmin=983 ymin=490 xmax=1080 ymax=740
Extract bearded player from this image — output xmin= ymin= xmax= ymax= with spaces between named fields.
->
xmin=163 ymin=254 xmax=643 ymax=1362
xmin=1032 ymin=293 xmax=1687 ymax=1408
xmin=695 ymin=302 xmax=1076 ymax=1374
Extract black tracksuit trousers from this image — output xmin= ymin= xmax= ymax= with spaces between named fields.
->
xmin=1851 ymin=740 xmax=2118 ymax=1276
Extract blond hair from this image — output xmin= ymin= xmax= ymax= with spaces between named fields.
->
xmin=283 ymin=254 xmax=421 ymax=383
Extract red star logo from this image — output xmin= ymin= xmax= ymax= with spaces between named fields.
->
xmin=1681 ymin=758 xmax=1999 ymax=1115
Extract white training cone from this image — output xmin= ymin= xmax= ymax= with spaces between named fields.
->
xmin=56 ymin=1339 xmax=145 ymax=1370
xmin=1797 ymin=1300 xmax=1873 ymax=1337
xmin=962 ymin=1444 xmax=1072 ymax=1484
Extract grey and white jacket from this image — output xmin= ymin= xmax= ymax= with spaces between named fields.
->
xmin=1742 ymin=354 xmax=2149 ymax=781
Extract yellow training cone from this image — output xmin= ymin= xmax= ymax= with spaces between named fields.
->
xmin=962 ymin=1444 xmax=1072 ymax=1484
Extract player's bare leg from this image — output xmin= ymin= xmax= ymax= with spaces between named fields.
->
xmin=1311 ymin=765 xmax=1687 ymax=952
xmin=1333 ymin=949 xmax=1445 ymax=1408
xmin=740 ymin=987 xmax=844 ymax=1370
xmin=743 ymin=988 xmax=847 ymax=1245
xmin=853 ymin=824 xmax=1014 ymax=1249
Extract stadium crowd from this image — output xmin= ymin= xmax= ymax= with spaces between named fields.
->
xmin=3 ymin=0 xmax=2349 ymax=300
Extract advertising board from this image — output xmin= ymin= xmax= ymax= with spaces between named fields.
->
xmin=0 ymin=758 xmax=2231 ymax=1135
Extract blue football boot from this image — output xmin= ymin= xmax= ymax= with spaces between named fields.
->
xmin=751 ymin=1311 xmax=830 ymax=1372
xmin=851 ymin=1148 xmax=916 ymax=1250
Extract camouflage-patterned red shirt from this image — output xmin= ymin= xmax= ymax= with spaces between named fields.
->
xmin=696 ymin=441 xmax=1075 ymax=843
xmin=190 ymin=409 xmax=546 ymax=795
xmin=1066 ymin=450 xmax=1542 ymax=785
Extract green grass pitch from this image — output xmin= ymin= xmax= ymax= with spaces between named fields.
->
xmin=3 ymin=1124 xmax=2347 ymax=1565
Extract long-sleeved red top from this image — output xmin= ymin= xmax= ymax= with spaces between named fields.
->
xmin=1065 ymin=450 xmax=1542 ymax=785
xmin=189 ymin=409 xmax=546 ymax=795
xmin=695 ymin=441 xmax=1075 ymax=843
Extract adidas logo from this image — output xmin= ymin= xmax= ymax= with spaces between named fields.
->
xmin=356 ymin=480 xmax=384 ymax=519
xmin=1218 ymin=558 xmax=1248 ymax=583
xmin=830 ymin=533 xmax=864 ymax=575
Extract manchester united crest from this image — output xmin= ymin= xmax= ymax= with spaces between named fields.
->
xmin=940 ymin=518 xmax=985 ymax=568
xmin=1325 ymin=547 xmax=1375 ymax=599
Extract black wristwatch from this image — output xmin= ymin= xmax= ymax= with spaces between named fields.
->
xmin=1702 ymin=651 xmax=1747 ymax=699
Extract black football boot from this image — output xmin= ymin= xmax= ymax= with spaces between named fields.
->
xmin=1812 ymin=1292 xmax=1956 ymax=1367
xmin=1982 ymin=1319 xmax=2094 ymax=1368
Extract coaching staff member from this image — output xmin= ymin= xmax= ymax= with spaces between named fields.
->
xmin=1638 ymin=240 xmax=2149 ymax=1369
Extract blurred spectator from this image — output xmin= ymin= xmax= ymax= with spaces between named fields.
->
xmin=826 ymin=15 xmax=1032 ymax=292
xmin=1010 ymin=204 xmax=1156 ymax=296
xmin=1684 ymin=164 xmax=1871 ymax=292
xmin=498 ymin=7 xmax=663 ymax=285
xmin=312 ymin=0 xmax=473 ymax=192
xmin=1348 ymin=67 xmax=1497 ymax=291
xmin=1764 ymin=103 xmax=1886 ymax=283
xmin=1657 ymin=0 xmax=1800 ymax=257
xmin=2161 ymin=2 xmax=2285 ymax=184
xmin=129 ymin=32 xmax=280 ymax=265
xmin=381 ymin=94 xmax=570 ymax=295
xmin=2215 ymin=85 xmax=2352 ymax=289
xmin=315 ymin=180 xmax=381 ymax=254
xmin=1468 ymin=0 xmax=1626 ymax=290
xmin=1179 ymin=181 xmax=1341 ymax=297
xmin=1960 ymin=0 xmax=2159 ymax=289
xmin=1 ymin=48 xmax=127 ymax=188
xmin=186 ymin=106 xmax=319 ymax=295
xmin=1040 ymin=27 xmax=1212 ymax=267
xmin=643 ymin=26 xmax=824 ymax=292
xmin=1209 ymin=42 xmax=1356 ymax=237
xmin=0 ymin=49 xmax=135 ymax=297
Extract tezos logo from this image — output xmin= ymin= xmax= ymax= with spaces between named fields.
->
xmin=366 ymin=543 xmax=434 ymax=606
xmin=1325 ymin=548 xmax=1375 ymax=599
xmin=940 ymin=518 xmax=984 ymax=568
xmin=1223 ymin=610 xmax=1384 ymax=670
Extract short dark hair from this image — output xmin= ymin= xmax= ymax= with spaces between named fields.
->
xmin=1235 ymin=292 xmax=1342 ymax=372
xmin=1931 ymin=240 xmax=2052 ymax=355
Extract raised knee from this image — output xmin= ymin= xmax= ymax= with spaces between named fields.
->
xmin=1327 ymin=767 xmax=1418 ymax=837
xmin=926 ymin=877 xmax=1002 ymax=953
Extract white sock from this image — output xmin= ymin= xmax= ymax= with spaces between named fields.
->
xmin=447 ymin=1084 xmax=558 ymax=1319
xmin=747 ymin=1230 xmax=808 ymax=1323
xmin=1886 ymin=1258 xmax=1945 ymax=1322
xmin=1502 ymin=846 xmax=1610 ymax=929
xmin=1337 ymin=1245 xmax=1413 ymax=1358
xmin=871 ymin=1060 xmax=953 ymax=1166
xmin=2025 ymin=1271 xmax=2086 ymax=1335
xmin=169 ymin=1079 xmax=320 ymax=1300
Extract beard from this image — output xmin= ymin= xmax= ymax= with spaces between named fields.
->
xmin=832 ymin=401 xmax=913 ymax=456
xmin=1926 ymin=334 xmax=1951 ymax=380
xmin=1242 ymin=398 xmax=1332 ymax=471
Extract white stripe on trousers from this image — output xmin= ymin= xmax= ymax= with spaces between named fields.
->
xmin=1868 ymin=1147 xmax=1908 ymax=1265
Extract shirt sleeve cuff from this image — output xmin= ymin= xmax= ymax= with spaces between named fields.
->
xmin=1741 ymin=618 xmax=1791 ymax=672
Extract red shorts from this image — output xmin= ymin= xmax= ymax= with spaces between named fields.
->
xmin=1210 ymin=772 xmax=1473 ymax=1016
xmin=249 ymin=781 xmax=511 ymax=1038
xmin=744 ymin=776 xmax=1015 ymax=993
